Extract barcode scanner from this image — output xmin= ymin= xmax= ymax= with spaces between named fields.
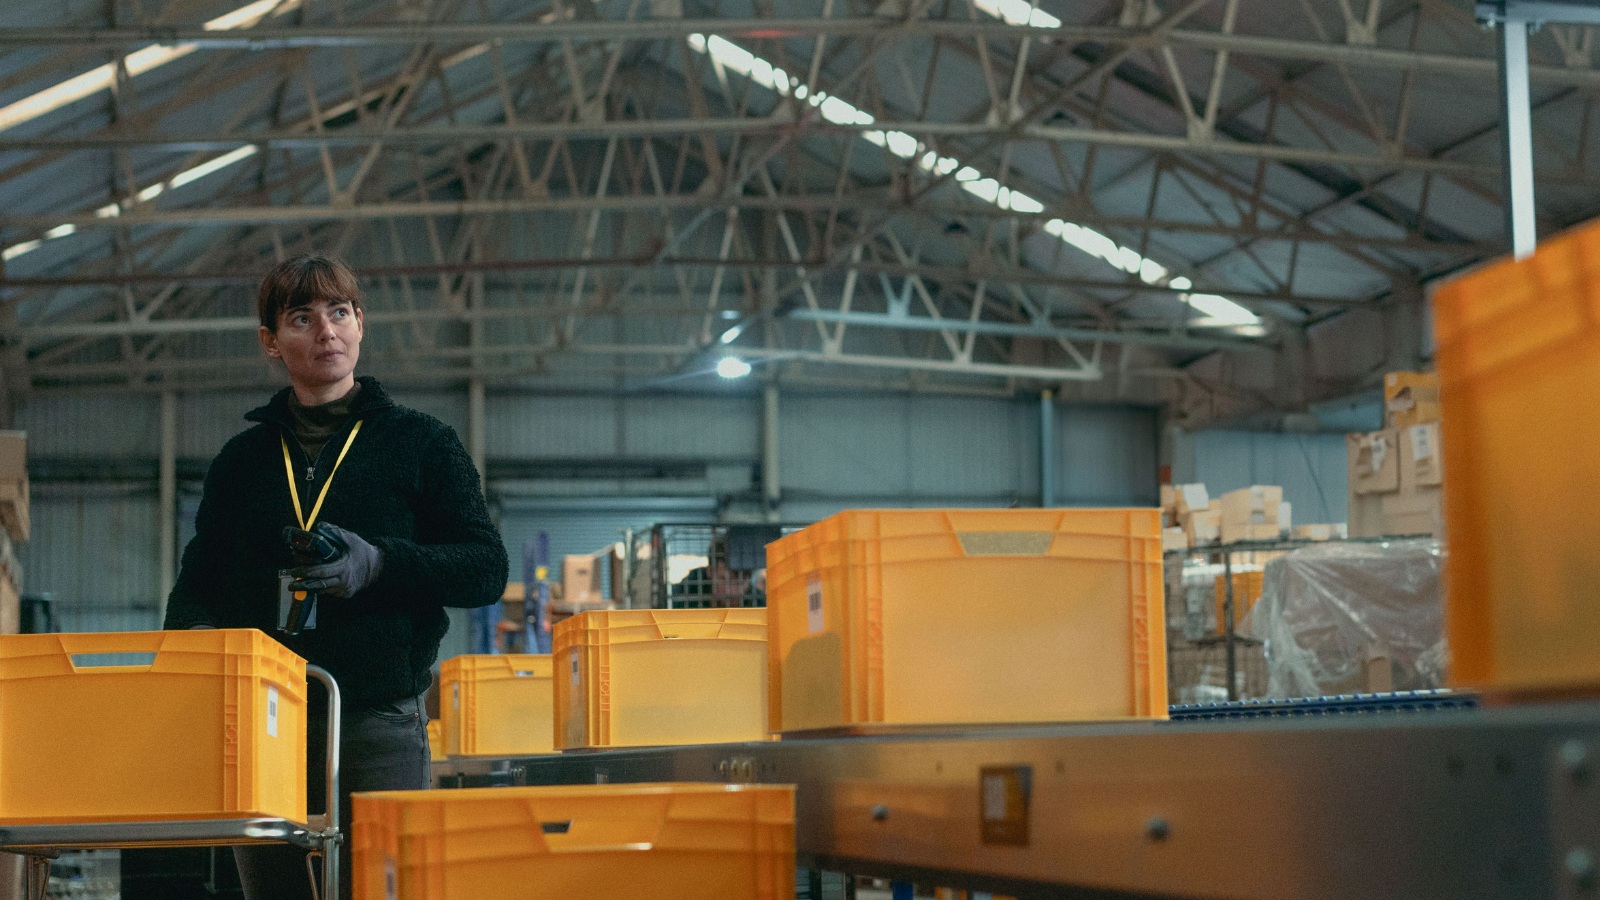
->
xmin=281 ymin=523 xmax=346 ymax=635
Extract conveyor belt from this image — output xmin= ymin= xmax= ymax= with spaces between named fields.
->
xmin=1169 ymin=688 xmax=1479 ymax=721
xmin=433 ymin=699 xmax=1600 ymax=899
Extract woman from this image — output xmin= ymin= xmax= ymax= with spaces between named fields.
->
xmin=163 ymin=255 xmax=508 ymax=899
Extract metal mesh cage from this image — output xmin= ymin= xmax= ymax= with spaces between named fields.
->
xmin=645 ymin=523 xmax=806 ymax=609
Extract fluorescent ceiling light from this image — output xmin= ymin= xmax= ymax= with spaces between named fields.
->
xmin=1 ymin=9 xmax=509 ymax=264
xmin=1 ymin=145 xmax=261 ymax=262
xmin=688 ymin=32 xmax=1262 ymax=336
xmin=0 ymin=2 xmax=298 ymax=262
xmin=972 ymin=0 xmax=1062 ymax=28
xmin=0 ymin=0 xmax=301 ymax=134
xmin=716 ymin=356 xmax=753 ymax=378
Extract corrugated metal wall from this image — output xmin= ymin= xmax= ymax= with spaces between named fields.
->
xmin=13 ymin=387 xmax=1163 ymax=635
xmin=1058 ymin=406 xmax=1161 ymax=506
xmin=781 ymin=394 xmax=1035 ymax=506
xmin=1191 ymin=430 xmax=1349 ymax=525
xmin=486 ymin=394 xmax=760 ymax=459
xmin=25 ymin=486 xmax=162 ymax=632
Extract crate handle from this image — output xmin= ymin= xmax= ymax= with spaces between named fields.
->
xmin=69 ymin=651 xmax=157 ymax=669
xmin=514 ymin=670 xmax=536 ymax=677
xmin=954 ymin=531 xmax=1054 ymax=556
xmin=540 ymin=820 xmax=571 ymax=834
xmin=655 ymin=626 xmax=724 ymax=639
xmin=48 ymin=631 xmax=176 ymax=670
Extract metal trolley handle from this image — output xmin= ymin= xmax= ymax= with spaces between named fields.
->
xmin=305 ymin=665 xmax=342 ymax=900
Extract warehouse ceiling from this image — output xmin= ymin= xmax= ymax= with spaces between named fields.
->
xmin=0 ymin=0 xmax=1595 ymax=423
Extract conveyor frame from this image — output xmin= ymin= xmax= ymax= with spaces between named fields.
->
xmin=434 ymin=700 xmax=1600 ymax=899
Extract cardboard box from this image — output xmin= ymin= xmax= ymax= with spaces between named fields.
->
xmin=1384 ymin=371 xmax=1440 ymax=429
xmin=1392 ymin=400 xmax=1443 ymax=429
xmin=1184 ymin=510 xmax=1221 ymax=546
xmin=1347 ymin=430 xmax=1400 ymax=494
xmin=0 ymin=575 xmax=15 ymax=636
xmin=1279 ymin=501 xmax=1292 ymax=535
xmin=0 ymin=480 xmax=27 ymax=545
xmin=1221 ymin=522 xmax=1280 ymax=545
xmin=1348 ymin=492 xmax=1384 ymax=539
xmin=1399 ymin=422 xmax=1443 ymax=489
xmin=1173 ymin=484 xmax=1210 ymax=517
xmin=1292 ymin=524 xmax=1348 ymax=541
xmin=562 ymin=555 xmax=602 ymax=605
xmin=1381 ymin=487 xmax=1444 ymax=537
xmin=0 ymin=433 xmax=24 ymax=483
xmin=1162 ymin=527 xmax=1189 ymax=553
xmin=1219 ymin=486 xmax=1283 ymax=527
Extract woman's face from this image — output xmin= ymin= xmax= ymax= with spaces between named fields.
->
xmin=258 ymin=296 xmax=363 ymax=397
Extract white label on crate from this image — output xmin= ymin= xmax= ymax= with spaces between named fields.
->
xmin=267 ymin=687 xmax=279 ymax=738
xmin=452 ymin=682 xmax=460 ymax=710
xmin=571 ymin=654 xmax=580 ymax=685
xmin=806 ymin=574 xmax=824 ymax=634
xmin=385 ymin=857 xmax=398 ymax=900
xmin=981 ymin=772 xmax=1008 ymax=820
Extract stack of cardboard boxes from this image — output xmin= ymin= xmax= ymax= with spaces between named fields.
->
xmin=1290 ymin=523 xmax=1348 ymax=541
xmin=1162 ymin=482 xmax=1348 ymax=550
xmin=0 ymin=432 xmax=24 ymax=637
xmin=1160 ymin=483 xmax=1220 ymax=550
xmin=1348 ymin=371 xmax=1443 ymax=538
xmin=1219 ymin=485 xmax=1288 ymax=544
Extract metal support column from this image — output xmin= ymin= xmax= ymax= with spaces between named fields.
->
xmin=157 ymin=391 xmax=177 ymax=617
xmin=763 ymin=381 xmax=781 ymax=521
xmin=1498 ymin=16 xmax=1537 ymax=258
xmin=468 ymin=378 xmax=487 ymax=488
xmin=1039 ymin=389 xmax=1056 ymax=507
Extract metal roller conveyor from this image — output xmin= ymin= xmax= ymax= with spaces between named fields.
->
xmin=433 ymin=697 xmax=1600 ymax=900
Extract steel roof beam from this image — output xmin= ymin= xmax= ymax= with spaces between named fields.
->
xmin=12 ymin=302 xmax=1262 ymax=353
xmin=0 ymin=191 xmax=1508 ymax=238
xmin=0 ymin=254 xmax=1361 ymax=308
xmin=0 ymin=117 xmax=1542 ymax=182
xmin=0 ymin=20 xmax=1595 ymax=87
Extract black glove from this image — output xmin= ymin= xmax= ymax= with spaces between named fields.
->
xmin=286 ymin=522 xmax=384 ymax=598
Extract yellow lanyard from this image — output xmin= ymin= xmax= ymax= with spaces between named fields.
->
xmin=280 ymin=420 xmax=363 ymax=531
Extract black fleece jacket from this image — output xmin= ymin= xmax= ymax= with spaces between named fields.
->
xmin=163 ymin=376 xmax=508 ymax=708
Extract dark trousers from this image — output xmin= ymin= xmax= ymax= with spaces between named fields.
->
xmin=235 ymin=691 xmax=430 ymax=900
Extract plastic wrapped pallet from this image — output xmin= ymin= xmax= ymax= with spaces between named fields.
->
xmin=1251 ymin=539 xmax=1446 ymax=698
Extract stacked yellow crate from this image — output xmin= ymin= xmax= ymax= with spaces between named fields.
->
xmin=0 ymin=629 xmax=306 ymax=824
xmin=1433 ymin=217 xmax=1600 ymax=695
xmin=438 ymin=654 xmax=554 ymax=757
xmin=1213 ymin=569 xmax=1266 ymax=635
xmin=553 ymin=608 xmax=767 ymax=750
xmin=766 ymin=508 xmax=1166 ymax=732
xmin=352 ymin=784 xmax=794 ymax=900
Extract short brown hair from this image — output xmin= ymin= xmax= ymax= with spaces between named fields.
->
xmin=257 ymin=255 xmax=363 ymax=331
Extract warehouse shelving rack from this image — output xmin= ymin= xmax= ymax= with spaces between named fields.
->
xmin=0 ymin=665 xmax=343 ymax=900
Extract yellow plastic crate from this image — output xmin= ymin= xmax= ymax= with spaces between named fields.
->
xmin=438 ymin=655 xmax=554 ymax=757
xmin=1213 ymin=570 xmax=1265 ymax=635
xmin=1434 ymin=217 xmax=1600 ymax=694
xmin=427 ymin=720 xmax=443 ymax=762
xmin=552 ymin=609 xmax=767 ymax=749
xmin=352 ymin=783 xmax=793 ymax=900
xmin=767 ymin=508 xmax=1166 ymax=732
xmin=0 ymin=629 xmax=306 ymax=824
